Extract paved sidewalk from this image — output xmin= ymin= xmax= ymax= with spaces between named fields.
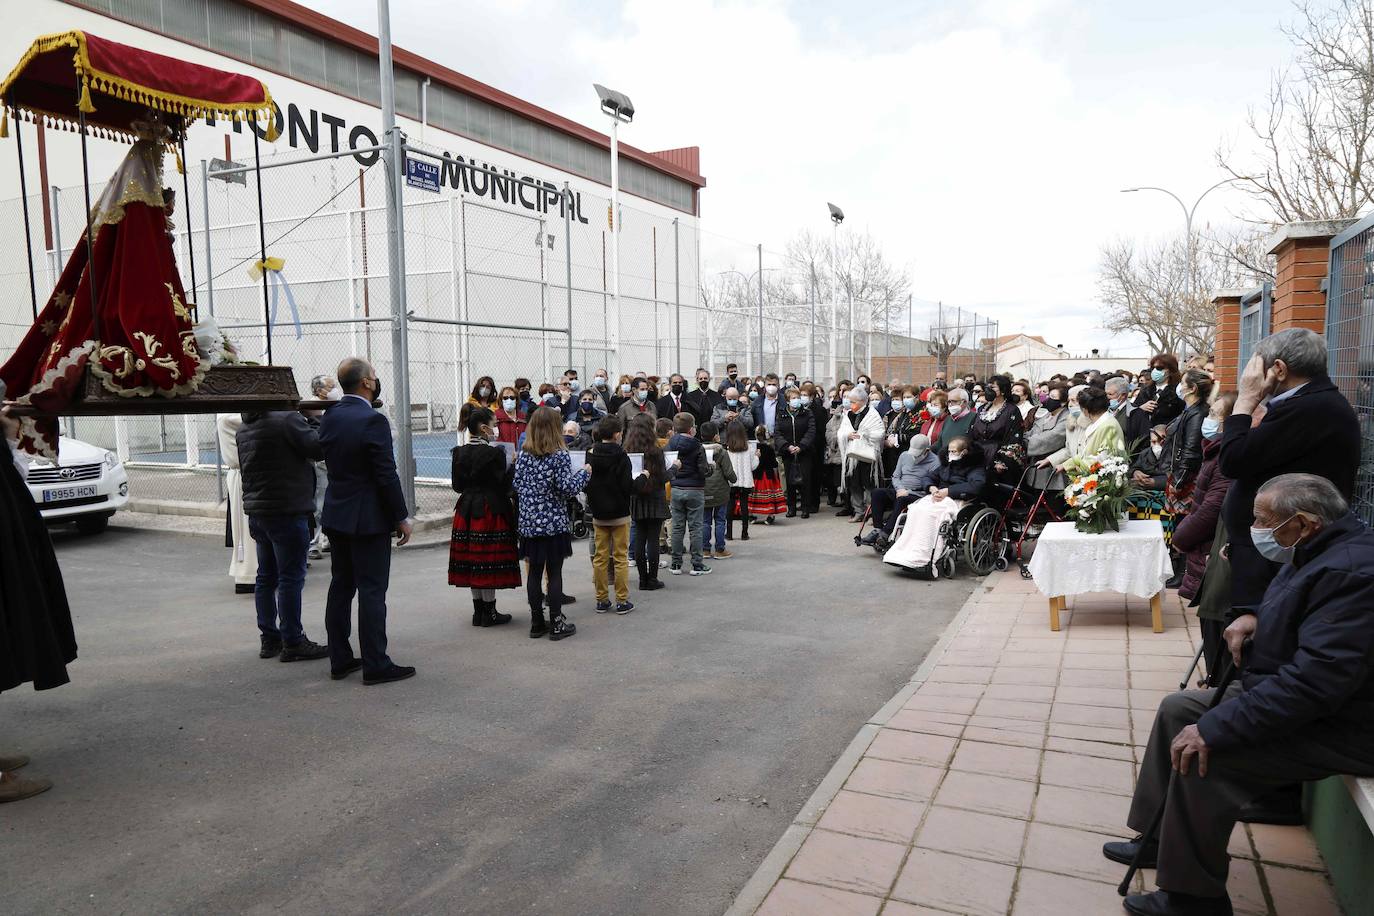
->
xmin=729 ymin=571 xmax=1342 ymax=916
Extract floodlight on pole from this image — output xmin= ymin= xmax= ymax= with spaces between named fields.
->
xmin=594 ymin=84 xmax=633 ymax=370
xmin=827 ymin=203 xmax=844 ymax=385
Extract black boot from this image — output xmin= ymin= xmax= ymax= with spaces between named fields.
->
xmin=548 ymin=611 xmax=577 ymax=641
xmin=529 ymin=607 xmax=548 ymax=639
xmin=483 ymin=600 xmax=512 ymax=627
xmin=637 ymin=558 xmax=651 ymax=590
xmin=1164 ymin=551 xmax=1185 ymax=590
xmin=472 ymin=598 xmax=485 ymax=627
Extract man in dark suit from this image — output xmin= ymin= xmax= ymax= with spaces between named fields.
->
xmin=655 ymin=373 xmax=689 ymax=421
xmin=682 ymin=367 xmax=723 ymax=430
xmin=318 ymin=357 xmax=415 ymax=686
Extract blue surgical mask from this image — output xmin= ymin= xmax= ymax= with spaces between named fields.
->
xmin=1069 ymin=406 xmax=1082 ymax=417
xmin=1175 ymin=382 xmax=1187 ymax=400
xmin=749 ymin=390 xmax=759 ymax=400
xmin=1201 ymin=417 xmax=1222 ymax=441
xmin=620 ymin=384 xmax=631 ymax=395
xmin=635 ymin=390 xmax=648 ymax=402
xmin=903 ymin=397 xmax=917 ymax=410
xmin=1250 ymin=515 xmax=1299 ymax=564
xmin=789 ymin=397 xmax=802 ymax=409
xmin=1151 ymin=368 xmax=1166 ymax=384
xmin=801 ymin=395 xmax=812 ymax=406
xmin=727 ymin=398 xmax=739 ymax=407
xmin=569 ymin=380 xmax=581 ymax=393
xmin=928 ymin=405 xmax=944 ymax=418
xmin=1108 ymin=398 xmax=1121 ymax=411
xmin=502 ymin=398 xmax=516 ymax=411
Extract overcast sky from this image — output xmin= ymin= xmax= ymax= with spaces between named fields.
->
xmin=321 ymin=0 xmax=1297 ymax=358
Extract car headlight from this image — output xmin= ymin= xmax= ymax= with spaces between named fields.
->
xmin=103 ymin=451 xmax=119 ymax=469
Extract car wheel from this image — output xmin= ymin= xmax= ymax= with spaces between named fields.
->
xmin=75 ymin=514 xmax=110 ymax=535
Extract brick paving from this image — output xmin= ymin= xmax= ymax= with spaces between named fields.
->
xmin=728 ymin=571 xmax=1343 ymax=916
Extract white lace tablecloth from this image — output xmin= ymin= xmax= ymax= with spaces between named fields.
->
xmin=1028 ymin=520 xmax=1171 ymax=599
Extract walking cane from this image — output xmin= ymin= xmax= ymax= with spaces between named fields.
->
xmin=1178 ymin=642 xmax=1206 ymax=690
xmin=1118 ymin=656 xmax=1240 ymax=897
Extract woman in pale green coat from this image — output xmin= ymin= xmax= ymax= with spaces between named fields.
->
xmin=1038 ymin=386 xmax=1124 ymax=472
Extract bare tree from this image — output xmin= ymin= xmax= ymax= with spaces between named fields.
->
xmin=1098 ymin=233 xmax=1251 ymax=357
xmin=1218 ymin=0 xmax=1374 ymax=222
xmin=927 ymin=302 xmax=966 ymax=376
xmin=783 ymin=228 xmax=911 ymax=335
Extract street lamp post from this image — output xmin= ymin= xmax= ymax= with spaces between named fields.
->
xmin=827 ymin=203 xmax=844 ymax=386
xmin=594 ymin=84 xmax=634 ymax=369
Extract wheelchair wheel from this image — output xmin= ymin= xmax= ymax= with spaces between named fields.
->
xmin=939 ymin=554 xmax=957 ymax=579
xmin=994 ymin=555 xmax=1010 ymax=572
xmin=571 ymin=520 xmax=590 ymax=539
xmin=963 ymin=507 xmax=1002 ymax=576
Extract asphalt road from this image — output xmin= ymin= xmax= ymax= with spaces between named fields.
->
xmin=5 ymin=513 xmax=974 ymax=915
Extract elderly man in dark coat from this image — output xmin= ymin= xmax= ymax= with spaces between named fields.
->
xmin=1102 ymin=474 xmax=1374 ymax=916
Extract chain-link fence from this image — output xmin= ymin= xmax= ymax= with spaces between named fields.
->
xmin=0 ymin=138 xmax=998 ymax=516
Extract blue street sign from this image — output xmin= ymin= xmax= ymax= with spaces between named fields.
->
xmin=405 ymin=156 xmax=440 ymax=193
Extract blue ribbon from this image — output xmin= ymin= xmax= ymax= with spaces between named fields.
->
xmin=265 ymin=269 xmax=303 ymax=343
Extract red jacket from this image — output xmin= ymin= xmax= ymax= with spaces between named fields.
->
xmin=494 ymin=408 xmax=527 ymax=445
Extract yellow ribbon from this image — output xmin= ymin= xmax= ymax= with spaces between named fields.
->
xmin=248 ymin=257 xmax=286 ymax=280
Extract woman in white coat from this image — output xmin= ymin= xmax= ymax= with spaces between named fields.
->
xmin=836 ymin=387 xmax=886 ymax=520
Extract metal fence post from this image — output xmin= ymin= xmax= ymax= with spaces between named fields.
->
xmin=757 ymin=243 xmax=764 ymax=378
xmin=674 ymin=217 xmax=681 ymax=373
xmin=565 ymin=183 xmax=574 ymax=374
xmin=200 ymin=161 xmax=215 ymax=316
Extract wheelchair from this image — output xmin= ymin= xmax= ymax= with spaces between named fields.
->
xmin=882 ymin=498 xmax=1005 ymax=579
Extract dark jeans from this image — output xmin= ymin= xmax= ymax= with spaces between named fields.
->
xmin=702 ymin=505 xmax=727 ymax=551
xmin=633 ymin=518 xmax=664 ymax=575
xmin=727 ymin=487 xmax=751 ymax=538
xmin=527 ymin=552 xmax=566 ymax=617
xmin=323 ymin=529 xmax=394 ymax=674
xmin=782 ymin=454 xmax=808 ymax=511
xmin=249 ymin=514 xmax=311 ymax=645
xmin=869 ymin=487 xmax=921 ymax=535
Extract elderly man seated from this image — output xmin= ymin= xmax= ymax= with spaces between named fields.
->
xmin=860 ymin=434 xmax=941 ymax=549
xmin=1102 ymin=473 xmax=1374 ymax=916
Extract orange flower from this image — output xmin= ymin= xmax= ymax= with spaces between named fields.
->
xmin=1083 ymin=480 xmax=1098 ymax=492
xmin=1090 ymin=462 xmax=1102 ymax=473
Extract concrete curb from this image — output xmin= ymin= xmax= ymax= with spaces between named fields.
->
xmin=722 ymin=573 xmax=995 ymax=916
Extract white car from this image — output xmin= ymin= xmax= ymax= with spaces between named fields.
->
xmin=25 ymin=438 xmax=129 ymax=534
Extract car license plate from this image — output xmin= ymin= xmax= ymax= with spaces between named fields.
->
xmin=42 ymin=485 xmax=97 ymax=503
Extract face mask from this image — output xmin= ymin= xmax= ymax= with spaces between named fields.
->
xmin=1151 ymin=443 xmax=1164 ymax=457
xmin=786 ymin=379 xmax=797 ymax=388
xmin=1043 ymin=398 xmax=1061 ymax=412
xmin=324 ymin=386 xmax=343 ymax=402
xmin=1069 ymin=406 xmax=1082 ymax=417
xmin=948 ymin=404 xmax=962 ymax=416
xmin=581 ymin=401 xmax=595 ymax=413
xmin=766 ymin=384 xmax=778 ymax=397
xmin=749 ymin=390 xmax=759 ymax=400
xmin=594 ymin=376 xmax=607 ymax=388
xmin=569 ymin=380 xmax=581 ymax=393
xmin=928 ymin=405 xmax=944 ymax=418
xmin=635 ymin=390 xmax=648 ymax=402
xmin=831 ymin=398 xmax=841 ymax=408
xmin=800 ymin=395 xmax=812 ymax=406
xmin=563 ymin=435 xmax=575 ymax=445
xmin=1201 ymin=417 xmax=1222 ymax=440
xmin=1151 ymin=368 xmax=1166 ymax=384
xmin=1175 ymin=383 xmax=1187 ymax=400
xmin=1108 ymin=398 xmax=1121 ymax=411
xmin=518 ymin=388 xmax=530 ymax=398
xmin=727 ymin=398 xmax=739 ymax=407
xmin=1251 ymin=515 xmax=1300 ymax=564
xmin=478 ymin=386 xmax=491 ymax=398
xmin=698 ymin=379 xmax=710 ymax=390
xmin=671 ymin=383 xmax=684 ymax=395
xmin=728 ymin=372 xmax=738 ymax=380
xmin=789 ymin=397 xmax=802 ymax=410
xmin=371 ymin=378 xmax=383 ymax=403
xmin=620 ymin=384 xmax=631 ymax=395
xmin=902 ymin=397 xmax=916 ymax=410
xmin=543 ymin=394 xmax=558 ymax=406
xmin=948 ymin=451 xmax=962 ymax=463
xmin=502 ymin=398 xmax=516 ymax=411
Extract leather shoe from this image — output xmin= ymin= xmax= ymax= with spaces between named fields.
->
xmin=363 ymin=664 xmax=417 ymax=686
xmin=1102 ymin=836 xmax=1158 ymax=868
xmin=0 ymin=771 xmax=52 ymax=804
xmin=280 ymin=638 xmax=330 ymax=662
xmin=330 ymin=659 xmax=364 ymax=680
xmin=1122 ymin=890 xmax=1232 ymax=916
xmin=0 ymin=753 xmax=29 ymax=771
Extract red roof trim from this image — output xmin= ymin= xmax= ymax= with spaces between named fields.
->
xmin=232 ymin=0 xmax=705 ymax=189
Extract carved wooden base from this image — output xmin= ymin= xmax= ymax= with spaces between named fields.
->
xmin=54 ymin=364 xmax=301 ymax=416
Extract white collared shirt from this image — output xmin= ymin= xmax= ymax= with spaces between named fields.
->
xmin=1268 ymin=381 xmax=1309 ymax=406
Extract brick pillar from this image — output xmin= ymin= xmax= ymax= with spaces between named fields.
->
xmin=1212 ymin=289 xmax=1244 ymax=390
xmin=1267 ymin=219 xmax=1355 ymax=336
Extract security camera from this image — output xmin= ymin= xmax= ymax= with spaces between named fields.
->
xmin=593 ymin=83 xmax=634 ymax=123
xmin=827 ymin=202 xmax=844 ymax=224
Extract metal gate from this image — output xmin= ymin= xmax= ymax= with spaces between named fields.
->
xmin=1237 ymin=283 xmax=1272 ymax=371
xmin=1325 ymin=216 xmax=1374 ymax=525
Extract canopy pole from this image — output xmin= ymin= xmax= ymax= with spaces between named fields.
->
xmin=77 ymin=106 xmax=101 ymax=342
xmin=14 ymin=114 xmax=39 ymax=319
xmin=178 ymin=131 xmax=198 ymax=323
xmin=252 ymin=125 xmax=271 ymax=365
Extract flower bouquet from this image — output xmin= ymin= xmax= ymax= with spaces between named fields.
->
xmin=1062 ymin=452 xmax=1136 ymax=534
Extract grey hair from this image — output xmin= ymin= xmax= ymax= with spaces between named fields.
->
xmin=336 ymin=357 xmax=371 ymax=394
xmin=847 ymin=387 xmax=869 ymax=403
xmin=1104 ymin=376 xmax=1129 ymax=397
xmin=310 ymin=374 xmax=335 ymax=396
xmin=946 ymin=387 xmax=969 ymax=403
xmin=1255 ymin=328 xmax=1327 ymax=377
xmin=1258 ymin=473 xmax=1348 ymax=523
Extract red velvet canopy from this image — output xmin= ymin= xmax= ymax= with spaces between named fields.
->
xmin=0 ymin=30 xmax=277 ymax=140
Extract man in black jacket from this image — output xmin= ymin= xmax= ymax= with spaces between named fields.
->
xmin=683 ymin=367 xmax=723 ymax=431
xmin=236 ymin=409 xmax=329 ymax=662
xmin=1103 ymin=474 xmax=1374 ymax=916
xmin=774 ymin=387 xmax=816 ymax=518
xmin=656 ymin=373 xmax=689 ymax=422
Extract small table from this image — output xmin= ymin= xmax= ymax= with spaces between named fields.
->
xmin=1027 ymin=519 xmax=1172 ymax=632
